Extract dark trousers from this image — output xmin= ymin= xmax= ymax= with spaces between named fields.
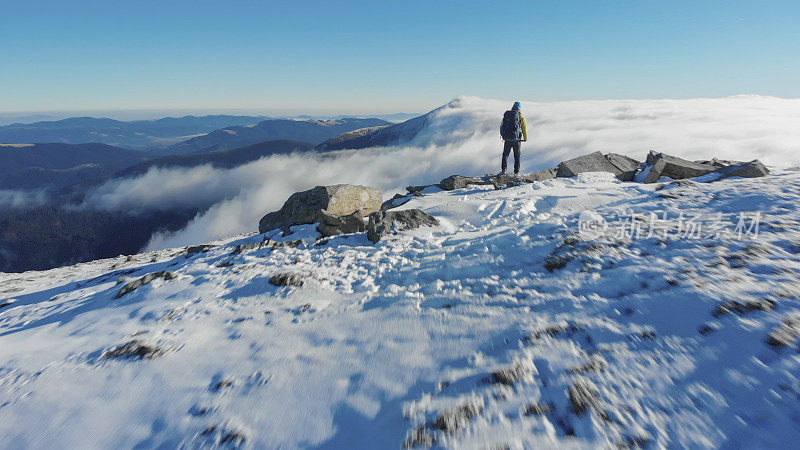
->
xmin=501 ymin=140 xmax=521 ymax=174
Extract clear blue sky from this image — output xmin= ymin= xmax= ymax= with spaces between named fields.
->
xmin=2 ymin=0 xmax=798 ymax=115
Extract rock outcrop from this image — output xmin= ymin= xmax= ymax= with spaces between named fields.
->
xmin=604 ymin=153 xmax=641 ymax=181
xmin=258 ymin=184 xmax=381 ymax=233
xmin=438 ymin=175 xmax=493 ymax=191
xmin=643 ymin=151 xmax=717 ymax=183
xmin=367 ymin=209 xmax=439 ymax=243
xmin=115 ymin=271 xmax=176 ymax=298
xmin=556 ymin=151 xmax=642 ymax=181
xmin=556 ymin=151 xmax=624 ymax=178
xmin=525 ymin=168 xmax=558 ymax=182
xmin=707 ymin=160 xmax=770 ymax=181
xmin=316 ymin=209 xmax=366 ymax=237
xmin=437 ymin=170 xmax=557 ymax=192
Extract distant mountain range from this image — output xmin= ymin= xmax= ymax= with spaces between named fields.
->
xmin=0 ymin=143 xmax=147 ymax=191
xmin=117 ymin=140 xmax=315 ymax=177
xmin=315 ymin=113 xmax=428 ymax=151
xmin=0 ymin=115 xmax=266 ymax=150
xmin=161 ymin=118 xmax=391 ymax=155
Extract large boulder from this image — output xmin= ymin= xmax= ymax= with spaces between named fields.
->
xmin=258 ymin=184 xmax=381 ymax=233
xmin=604 ymin=153 xmax=641 ymax=181
xmin=438 ymin=175 xmax=493 ymax=191
xmin=316 ymin=209 xmax=366 ymax=237
xmin=695 ymin=158 xmax=745 ymax=168
xmin=366 ymin=209 xmax=439 ymax=243
xmin=438 ymin=169 xmax=556 ymax=192
xmin=556 ymin=151 xmax=626 ymax=179
xmin=522 ymin=168 xmax=557 ymax=182
xmin=708 ymin=160 xmax=769 ymax=181
xmin=643 ymin=151 xmax=717 ymax=183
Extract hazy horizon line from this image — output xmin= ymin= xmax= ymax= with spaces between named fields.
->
xmin=1 ymin=93 xmax=797 ymax=123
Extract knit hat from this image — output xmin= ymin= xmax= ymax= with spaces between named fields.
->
xmin=512 ymin=102 xmax=521 ymax=110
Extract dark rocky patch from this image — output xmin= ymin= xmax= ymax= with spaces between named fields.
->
xmin=544 ymin=238 xmax=604 ymax=272
xmin=367 ymin=209 xmax=439 ymax=243
xmin=525 ymin=322 xmax=585 ymax=342
xmin=186 ymin=244 xmax=217 ymax=254
xmin=604 ymin=153 xmax=642 ymax=181
xmin=115 ymin=271 xmax=176 ymax=298
xmin=103 ymin=340 xmax=164 ymax=360
xmin=616 ymin=434 xmax=653 ymax=449
xmin=403 ymin=427 xmax=436 ymax=448
xmin=712 ymin=298 xmax=775 ymax=317
xmin=316 ymin=208 xmax=366 ymax=237
xmin=200 ymin=425 xmax=247 ymax=446
xmin=382 ymin=193 xmax=413 ymax=211
xmin=767 ymin=315 xmax=800 ymax=348
xmin=522 ymin=402 xmax=552 ymax=416
xmin=211 ymin=378 xmax=235 ymax=392
xmin=188 ymin=405 xmax=213 ymax=417
xmin=433 ymin=400 xmax=483 ymax=433
xmin=568 ymin=357 xmax=607 ymax=374
xmin=709 ymin=160 xmax=769 ymax=180
xmin=491 ymin=363 xmax=529 ymax=385
xmin=698 ymin=323 xmax=717 ymax=335
xmin=655 ymin=179 xmax=699 ymax=191
xmin=568 ymin=377 xmax=600 ymax=415
xmin=438 ymin=175 xmax=493 ymax=191
xmin=269 ymin=273 xmax=304 ymax=287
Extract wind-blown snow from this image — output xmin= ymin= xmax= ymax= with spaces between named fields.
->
xmin=76 ymin=95 xmax=800 ymax=250
xmin=2 ymin=169 xmax=800 ymax=447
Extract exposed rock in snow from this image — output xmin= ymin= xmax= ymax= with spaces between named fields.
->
xmin=432 ymin=399 xmax=484 ymax=433
xmin=556 ymin=151 xmax=624 ymax=178
xmin=258 ymin=184 xmax=381 ymax=233
xmin=366 ymin=208 xmax=439 ymax=243
xmin=268 ymin=273 xmax=304 ymax=287
xmin=115 ymin=270 xmax=176 ymax=298
xmin=767 ymin=315 xmax=800 ymax=348
xmin=568 ymin=377 xmax=600 ymax=415
xmin=316 ymin=208 xmax=366 ymax=237
xmin=604 ymin=152 xmax=642 ymax=181
xmin=102 ymin=340 xmax=165 ymax=360
xmin=712 ymin=298 xmax=775 ymax=317
xmin=525 ymin=167 xmax=558 ymax=182
xmin=655 ymin=179 xmax=700 ymax=190
xmin=705 ymin=159 xmax=770 ymax=181
xmin=491 ymin=363 xmax=530 ymax=385
xmin=643 ymin=151 xmax=718 ymax=183
xmin=438 ymin=175 xmax=493 ymax=191
xmin=186 ymin=244 xmax=217 ymax=254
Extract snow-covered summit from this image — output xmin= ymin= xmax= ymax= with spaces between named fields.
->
xmin=2 ymin=167 xmax=800 ymax=448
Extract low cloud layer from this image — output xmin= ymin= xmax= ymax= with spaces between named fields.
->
xmin=0 ymin=189 xmax=48 ymax=208
xmin=79 ymin=95 xmax=800 ymax=250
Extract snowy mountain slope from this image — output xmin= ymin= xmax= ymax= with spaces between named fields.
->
xmin=2 ymin=169 xmax=800 ymax=448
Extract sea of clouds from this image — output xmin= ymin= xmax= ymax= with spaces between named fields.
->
xmin=79 ymin=95 xmax=800 ymax=250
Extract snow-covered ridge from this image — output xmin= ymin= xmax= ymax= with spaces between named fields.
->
xmin=2 ymin=169 xmax=800 ymax=447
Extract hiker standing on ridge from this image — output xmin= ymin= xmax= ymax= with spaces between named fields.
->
xmin=499 ymin=101 xmax=528 ymax=175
